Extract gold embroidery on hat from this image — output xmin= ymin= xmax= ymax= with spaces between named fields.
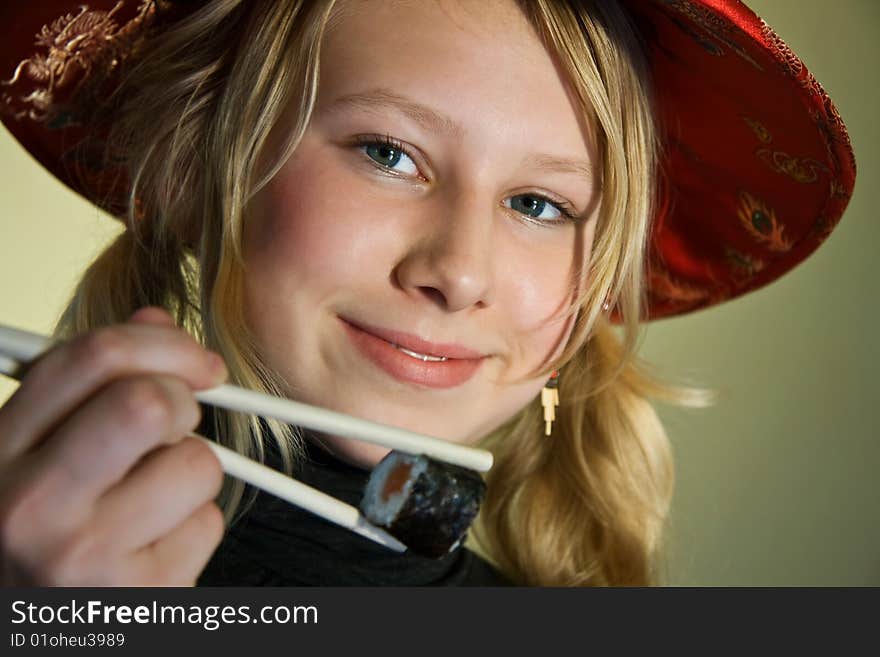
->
xmin=2 ymin=1 xmax=155 ymax=122
xmin=811 ymin=107 xmax=856 ymax=181
xmin=648 ymin=265 xmax=710 ymax=304
xmin=761 ymin=19 xmax=854 ymax=183
xmin=829 ymin=179 xmax=849 ymax=200
xmin=725 ymin=247 xmax=765 ymax=283
xmin=742 ymin=117 xmax=772 ymax=144
xmin=664 ymin=0 xmax=764 ymax=71
xmin=760 ymin=22 xmax=802 ymax=78
xmin=737 ymin=191 xmax=792 ymax=252
xmin=741 ymin=116 xmax=829 ymax=185
xmin=810 ymin=215 xmax=835 ymax=245
xmin=761 ymin=23 xmax=841 ymax=122
xmin=756 ymin=150 xmax=828 ymax=184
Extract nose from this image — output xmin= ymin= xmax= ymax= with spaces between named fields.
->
xmin=393 ymin=194 xmax=496 ymax=312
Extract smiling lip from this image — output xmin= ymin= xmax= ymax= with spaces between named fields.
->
xmin=339 ymin=317 xmax=487 ymax=389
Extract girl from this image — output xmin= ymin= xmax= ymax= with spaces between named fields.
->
xmin=0 ymin=0 xmax=855 ymax=585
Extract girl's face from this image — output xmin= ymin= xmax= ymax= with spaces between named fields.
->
xmin=243 ymin=0 xmax=600 ymax=467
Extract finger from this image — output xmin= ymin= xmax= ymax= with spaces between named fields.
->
xmin=0 ymin=321 xmax=226 ymax=462
xmin=0 ymin=454 xmax=94 ymax=565
xmin=95 ymin=436 xmax=224 ymax=550
xmin=25 ymin=375 xmax=202 ymax=510
xmin=132 ymin=501 xmax=226 ymax=586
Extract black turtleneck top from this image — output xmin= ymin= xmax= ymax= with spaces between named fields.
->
xmin=196 ymin=418 xmax=512 ymax=586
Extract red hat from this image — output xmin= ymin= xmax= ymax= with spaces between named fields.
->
xmin=0 ymin=0 xmax=856 ymax=320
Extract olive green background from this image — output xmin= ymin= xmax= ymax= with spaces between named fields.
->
xmin=1 ymin=1 xmax=876 ymax=585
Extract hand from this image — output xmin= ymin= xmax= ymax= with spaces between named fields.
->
xmin=0 ymin=307 xmax=229 ymax=585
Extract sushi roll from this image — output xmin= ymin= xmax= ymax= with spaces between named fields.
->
xmin=360 ymin=451 xmax=486 ymax=558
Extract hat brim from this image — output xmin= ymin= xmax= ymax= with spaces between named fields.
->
xmin=622 ymin=0 xmax=855 ymax=319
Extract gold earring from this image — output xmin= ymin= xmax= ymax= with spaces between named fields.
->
xmin=541 ymin=370 xmax=560 ymax=436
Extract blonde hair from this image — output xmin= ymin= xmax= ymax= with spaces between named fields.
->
xmin=57 ymin=0 xmax=710 ymax=586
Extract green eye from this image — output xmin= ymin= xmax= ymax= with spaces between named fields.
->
xmin=511 ymin=195 xmax=552 ymax=218
xmin=360 ymin=138 xmax=419 ymax=175
xmin=365 ymin=143 xmax=403 ymax=168
xmin=504 ymin=194 xmax=564 ymax=221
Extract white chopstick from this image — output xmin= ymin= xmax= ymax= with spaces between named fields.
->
xmin=0 ymin=324 xmax=407 ymax=553
xmin=194 ymin=433 xmax=406 ymax=552
xmin=198 ymin=385 xmax=493 ymax=471
xmin=0 ymin=324 xmax=493 ymax=472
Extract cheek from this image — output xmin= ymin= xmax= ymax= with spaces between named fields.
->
xmin=509 ymin=265 xmax=571 ymax=326
xmin=502 ymin=227 xmax=589 ymax=364
xmin=244 ymin=150 xmax=394 ymax=294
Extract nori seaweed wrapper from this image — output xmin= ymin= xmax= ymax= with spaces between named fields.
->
xmin=360 ymin=452 xmax=486 ymax=558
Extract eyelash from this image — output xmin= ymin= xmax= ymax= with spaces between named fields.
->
xmin=352 ymin=134 xmax=580 ymax=224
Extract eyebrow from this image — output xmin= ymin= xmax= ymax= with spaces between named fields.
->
xmin=324 ymin=87 xmax=595 ymax=181
xmin=530 ymin=154 xmax=595 ymax=181
xmin=327 ymin=88 xmax=463 ymax=138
